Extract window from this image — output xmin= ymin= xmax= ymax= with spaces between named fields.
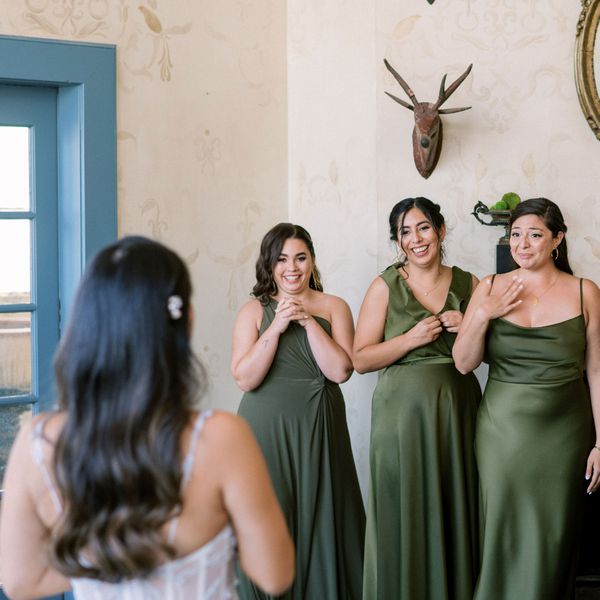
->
xmin=0 ymin=85 xmax=59 ymax=485
xmin=0 ymin=35 xmax=116 ymax=600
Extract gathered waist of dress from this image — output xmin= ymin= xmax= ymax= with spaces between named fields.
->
xmin=268 ymin=373 xmax=339 ymax=386
xmin=391 ymin=356 xmax=456 ymax=367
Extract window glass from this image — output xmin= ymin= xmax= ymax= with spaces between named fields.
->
xmin=0 ymin=126 xmax=30 ymax=211
xmin=0 ymin=312 xmax=31 ymax=397
xmin=0 ymin=220 xmax=31 ymax=304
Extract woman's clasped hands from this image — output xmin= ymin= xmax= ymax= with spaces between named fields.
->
xmin=273 ymin=297 xmax=312 ymax=333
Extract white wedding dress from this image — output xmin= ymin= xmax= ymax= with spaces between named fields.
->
xmin=32 ymin=410 xmax=238 ymax=599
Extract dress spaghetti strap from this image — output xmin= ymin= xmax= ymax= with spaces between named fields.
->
xmin=579 ymin=278 xmax=584 ymax=314
xmin=31 ymin=416 xmax=63 ymax=515
xmin=167 ymin=410 xmax=214 ymax=544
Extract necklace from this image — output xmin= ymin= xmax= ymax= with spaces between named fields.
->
xmin=529 ymin=273 xmax=560 ymax=306
xmin=404 ymin=268 xmax=444 ymax=296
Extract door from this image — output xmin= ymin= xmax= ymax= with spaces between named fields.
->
xmin=0 ymin=83 xmax=63 ymax=600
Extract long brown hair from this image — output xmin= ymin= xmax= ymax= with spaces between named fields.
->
xmin=52 ymin=236 xmax=204 ymax=581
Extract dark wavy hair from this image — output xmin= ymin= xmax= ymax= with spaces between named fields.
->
xmin=388 ymin=197 xmax=446 ymax=265
xmin=51 ymin=236 xmax=204 ymax=582
xmin=252 ymin=223 xmax=323 ymax=305
xmin=509 ymin=197 xmax=573 ymax=275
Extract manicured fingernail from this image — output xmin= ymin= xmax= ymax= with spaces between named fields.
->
xmin=586 ymin=475 xmax=591 ymax=480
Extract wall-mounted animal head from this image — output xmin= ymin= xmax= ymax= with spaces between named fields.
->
xmin=383 ymin=59 xmax=473 ymax=179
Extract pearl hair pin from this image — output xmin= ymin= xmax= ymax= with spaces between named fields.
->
xmin=168 ymin=295 xmax=183 ymax=320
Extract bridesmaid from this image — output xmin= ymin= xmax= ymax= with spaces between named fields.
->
xmin=231 ymin=223 xmax=365 ymax=600
xmin=453 ymin=198 xmax=600 ymax=599
xmin=354 ymin=197 xmax=481 ymax=600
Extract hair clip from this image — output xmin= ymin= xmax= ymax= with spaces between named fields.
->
xmin=167 ymin=295 xmax=183 ymax=320
xmin=111 ymin=247 xmax=127 ymax=263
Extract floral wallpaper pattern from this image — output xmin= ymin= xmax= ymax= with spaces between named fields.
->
xmin=0 ymin=0 xmax=288 ymax=415
xmin=288 ymin=0 xmax=600 ymax=493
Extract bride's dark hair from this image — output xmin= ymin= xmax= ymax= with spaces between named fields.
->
xmin=51 ymin=236 xmax=203 ymax=581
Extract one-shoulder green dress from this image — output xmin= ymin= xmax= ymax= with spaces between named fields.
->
xmin=237 ymin=299 xmax=365 ymax=600
xmin=474 ymin=281 xmax=593 ymax=600
xmin=363 ymin=265 xmax=482 ymax=600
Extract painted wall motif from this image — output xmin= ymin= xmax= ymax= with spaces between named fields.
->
xmin=0 ymin=0 xmax=288 ymax=413
xmin=289 ymin=0 xmax=600 ymax=495
xmin=1 ymin=0 xmax=599 ymax=496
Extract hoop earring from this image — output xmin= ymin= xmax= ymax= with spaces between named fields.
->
xmin=552 ymin=248 xmax=559 ymax=260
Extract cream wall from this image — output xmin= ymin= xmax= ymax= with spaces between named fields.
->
xmin=288 ymin=0 xmax=600 ymax=495
xmin=2 ymin=0 xmax=599 ymax=496
xmin=0 ymin=0 xmax=288 ymax=414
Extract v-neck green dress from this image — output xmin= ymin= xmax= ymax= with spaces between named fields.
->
xmin=363 ymin=265 xmax=482 ymax=600
xmin=474 ymin=282 xmax=593 ymax=600
xmin=237 ymin=299 xmax=365 ymax=600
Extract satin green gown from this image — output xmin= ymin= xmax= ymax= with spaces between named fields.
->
xmin=363 ymin=265 xmax=482 ymax=600
xmin=237 ymin=299 xmax=365 ymax=600
xmin=474 ymin=282 xmax=593 ymax=600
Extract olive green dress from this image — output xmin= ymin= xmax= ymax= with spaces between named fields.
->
xmin=237 ymin=299 xmax=365 ymax=600
xmin=363 ymin=265 xmax=482 ymax=600
xmin=474 ymin=280 xmax=593 ymax=600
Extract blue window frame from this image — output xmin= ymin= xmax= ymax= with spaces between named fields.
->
xmin=0 ymin=35 xmax=116 ymax=600
xmin=0 ymin=34 xmax=117 ymax=320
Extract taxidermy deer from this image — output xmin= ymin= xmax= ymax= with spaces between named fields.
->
xmin=383 ymin=59 xmax=473 ymax=179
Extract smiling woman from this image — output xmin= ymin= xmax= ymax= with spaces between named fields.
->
xmin=231 ymin=223 xmax=365 ymax=600
xmin=354 ymin=197 xmax=482 ymax=600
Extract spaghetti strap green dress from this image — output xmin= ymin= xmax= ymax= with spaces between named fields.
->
xmin=363 ymin=265 xmax=482 ymax=600
xmin=237 ymin=299 xmax=365 ymax=600
xmin=474 ymin=279 xmax=593 ymax=600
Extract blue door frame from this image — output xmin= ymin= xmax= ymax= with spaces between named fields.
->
xmin=0 ymin=35 xmax=116 ymax=600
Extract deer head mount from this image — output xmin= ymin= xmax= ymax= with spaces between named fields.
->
xmin=384 ymin=59 xmax=473 ymax=179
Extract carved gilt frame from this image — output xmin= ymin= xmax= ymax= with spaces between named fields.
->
xmin=575 ymin=0 xmax=600 ymax=140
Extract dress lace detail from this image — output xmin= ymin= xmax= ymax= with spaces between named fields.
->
xmin=70 ymin=525 xmax=237 ymax=600
xmin=31 ymin=410 xmax=238 ymax=599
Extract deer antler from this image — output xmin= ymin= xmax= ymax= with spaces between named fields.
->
xmin=433 ymin=64 xmax=473 ymax=113
xmin=383 ymin=59 xmax=474 ymax=178
xmin=383 ymin=59 xmax=418 ymax=110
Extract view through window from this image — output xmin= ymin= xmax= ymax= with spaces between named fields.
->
xmin=0 ymin=126 xmax=33 ymax=486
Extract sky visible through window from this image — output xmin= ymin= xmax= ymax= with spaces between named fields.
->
xmin=0 ymin=126 xmax=30 ymax=298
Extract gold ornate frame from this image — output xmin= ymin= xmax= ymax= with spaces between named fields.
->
xmin=575 ymin=0 xmax=600 ymax=140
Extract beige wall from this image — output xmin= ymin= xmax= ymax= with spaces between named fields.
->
xmin=0 ymin=0 xmax=288 ymax=413
xmin=2 ymin=0 xmax=599 ymax=495
xmin=288 ymin=0 xmax=600 ymax=494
